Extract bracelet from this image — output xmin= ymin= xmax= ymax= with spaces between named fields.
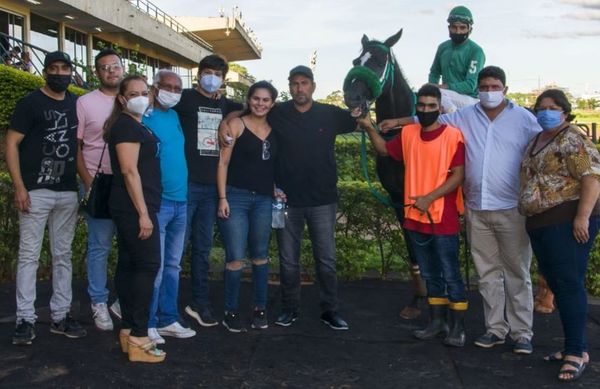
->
xmin=218 ymin=197 xmax=227 ymax=200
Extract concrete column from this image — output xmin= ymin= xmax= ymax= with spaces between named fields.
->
xmin=86 ymin=33 xmax=93 ymax=68
xmin=57 ymin=22 xmax=65 ymax=51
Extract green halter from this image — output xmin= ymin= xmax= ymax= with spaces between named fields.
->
xmin=343 ymin=44 xmax=395 ymax=103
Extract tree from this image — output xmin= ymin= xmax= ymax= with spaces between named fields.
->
xmin=506 ymin=92 xmax=536 ymax=108
xmin=277 ymin=91 xmax=291 ymax=102
xmin=576 ymin=98 xmax=599 ymax=110
xmin=317 ymin=90 xmax=345 ymax=108
xmin=229 ymin=63 xmax=256 ymax=83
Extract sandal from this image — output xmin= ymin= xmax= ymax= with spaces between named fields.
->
xmin=119 ymin=330 xmax=131 ymax=353
xmin=127 ymin=340 xmax=166 ymax=363
xmin=558 ymin=360 xmax=587 ymax=382
xmin=543 ymin=350 xmax=564 ymax=362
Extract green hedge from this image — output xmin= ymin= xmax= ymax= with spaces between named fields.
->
xmin=0 ymin=64 xmax=87 ymax=130
xmin=0 ymin=64 xmax=598 ymax=294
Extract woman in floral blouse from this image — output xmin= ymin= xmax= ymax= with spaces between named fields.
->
xmin=519 ymin=89 xmax=600 ymax=382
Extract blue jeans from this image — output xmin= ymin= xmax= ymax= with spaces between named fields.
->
xmin=186 ymin=182 xmax=218 ymax=309
xmin=276 ymin=203 xmax=339 ymax=313
xmin=84 ymin=213 xmax=116 ymax=305
xmin=80 ymin=183 xmax=116 ymax=305
xmin=528 ymin=216 xmax=599 ymax=357
xmin=406 ymin=230 xmax=466 ymax=304
xmin=218 ymin=186 xmax=272 ymax=311
xmin=148 ymin=199 xmax=187 ymax=328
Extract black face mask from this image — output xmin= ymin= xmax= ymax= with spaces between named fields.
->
xmin=449 ymin=32 xmax=469 ymax=45
xmin=46 ymin=74 xmax=71 ymax=93
xmin=416 ymin=110 xmax=440 ymax=128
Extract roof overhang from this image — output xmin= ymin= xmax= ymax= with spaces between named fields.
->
xmin=176 ymin=16 xmax=262 ymax=62
xmin=8 ymin=0 xmax=212 ymax=68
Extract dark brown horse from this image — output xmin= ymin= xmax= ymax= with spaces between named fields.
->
xmin=343 ymin=30 xmax=426 ymax=318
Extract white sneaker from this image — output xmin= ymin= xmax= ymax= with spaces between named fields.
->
xmin=148 ymin=327 xmax=165 ymax=344
xmin=91 ymin=303 xmax=113 ymax=331
xmin=157 ymin=322 xmax=196 ymax=338
xmin=109 ymin=300 xmax=122 ymax=320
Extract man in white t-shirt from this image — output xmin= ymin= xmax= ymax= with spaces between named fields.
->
xmin=76 ymin=49 xmax=124 ymax=330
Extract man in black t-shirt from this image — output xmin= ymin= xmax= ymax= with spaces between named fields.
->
xmin=174 ymin=54 xmax=243 ymax=327
xmin=6 ymin=51 xmax=87 ymax=346
xmin=271 ymin=66 xmax=356 ymax=330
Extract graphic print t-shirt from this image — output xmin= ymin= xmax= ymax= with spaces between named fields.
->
xmin=10 ymin=89 xmax=78 ymax=191
xmin=174 ymin=89 xmax=243 ymax=184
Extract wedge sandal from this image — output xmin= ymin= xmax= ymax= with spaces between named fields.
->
xmin=127 ymin=340 xmax=166 ymax=363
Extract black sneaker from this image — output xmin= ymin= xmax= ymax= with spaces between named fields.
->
xmin=274 ymin=311 xmax=298 ymax=327
xmin=320 ymin=311 xmax=349 ymax=330
xmin=50 ymin=315 xmax=87 ymax=339
xmin=12 ymin=320 xmax=35 ymax=346
xmin=185 ymin=305 xmax=218 ymax=327
xmin=222 ymin=311 xmax=245 ymax=333
xmin=251 ymin=310 xmax=268 ymax=330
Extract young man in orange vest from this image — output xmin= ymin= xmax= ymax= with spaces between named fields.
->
xmin=357 ymin=84 xmax=468 ymax=346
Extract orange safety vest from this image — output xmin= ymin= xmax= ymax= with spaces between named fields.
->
xmin=401 ymin=123 xmax=465 ymax=225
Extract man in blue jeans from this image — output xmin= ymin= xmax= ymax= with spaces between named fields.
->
xmin=143 ymin=70 xmax=196 ymax=343
xmin=174 ymin=54 xmax=243 ymax=326
xmin=76 ymin=49 xmax=124 ymax=330
xmin=358 ymin=84 xmax=468 ymax=346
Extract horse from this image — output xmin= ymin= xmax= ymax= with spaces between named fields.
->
xmin=342 ymin=29 xmax=426 ymax=319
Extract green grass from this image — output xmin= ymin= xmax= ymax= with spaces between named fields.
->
xmin=574 ymin=109 xmax=600 ymax=123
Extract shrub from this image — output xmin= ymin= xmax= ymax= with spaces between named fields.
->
xmin=0 ymin=64 xmax=87 ymax=130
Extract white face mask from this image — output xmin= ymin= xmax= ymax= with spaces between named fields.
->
xmin=478 ymin=91 xmax=505 ymax=109
xmin=126 ymin=95 xmax=150 ymax=115
xmin=200 ymin=74 xmax=222 ymax=93
xmin=156 ymin=89 xmax=181 ymax=109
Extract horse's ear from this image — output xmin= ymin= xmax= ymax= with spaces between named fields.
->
xmin=383 ymin=29 xmax=403 ymax=48
xmin=361 ymin=34 xmax=369 ymax=47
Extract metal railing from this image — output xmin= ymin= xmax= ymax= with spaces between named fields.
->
xmin=127 ymin=0 xmax=212 ymax=51
xmin=1 ymin=32 xmax=87 ymax=87
xmin=576 ymin=123 xmax=598 ymax=143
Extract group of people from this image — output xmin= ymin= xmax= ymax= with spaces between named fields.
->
xmin=5 ymin=4 xmax=599 ymax=382
xmin=2 ymin=45 xmax=33 ymax=72
xmin=356 ymin=5 xmax=598 ymax=383
xmin=7 ymin=48 xmax=354 ymax=364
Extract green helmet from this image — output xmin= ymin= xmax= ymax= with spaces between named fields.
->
xmin=447 ymin=6 xmax=473 ymax=25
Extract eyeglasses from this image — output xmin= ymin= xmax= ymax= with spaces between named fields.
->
xmin=98 ymin=63 xmax=123 ymax=72
xmin=158 ymin=83 xmax=182 ymax=93
xmin=262 ymin=140 xmax=270 ymax=161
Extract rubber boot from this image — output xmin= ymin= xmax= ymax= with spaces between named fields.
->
xmin=443 ymin=309 xmax=466 ymax=347
xmin=413 ymin=304 xmax=449 ymax=340
xmin=399 ymin=264 xmax=427 ymax=320
xmin=534 ymin=276 xmax=555 ymax=314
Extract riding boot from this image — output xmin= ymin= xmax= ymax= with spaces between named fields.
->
xmin=413 ymin=303 xmax=448 ymax=340
xmin=534 ymin=276 xmax=555 ymax=314
xmin=399 ymin=264 xmax=427 ymax=320
xmin=443 ymin=308 xmax=466 ymax=347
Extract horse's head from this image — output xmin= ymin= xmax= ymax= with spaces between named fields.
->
xmin=343 ymin=29 xmax=403 ymax=117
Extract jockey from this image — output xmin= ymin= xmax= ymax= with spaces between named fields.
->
xmin=428 ymin=5 xmax=485 ymax=113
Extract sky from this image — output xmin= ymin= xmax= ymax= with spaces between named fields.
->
xmin=154 ymin=0 xmax=600 ymax=99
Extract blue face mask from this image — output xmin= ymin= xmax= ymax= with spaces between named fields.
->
xmin=200 ymin=74 xmax=222 ymax=94
xmin=536 ymin=109 xmax=563 ymax=131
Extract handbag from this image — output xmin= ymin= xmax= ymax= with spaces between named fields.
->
xmin=81 ymin=143 xmax=113 ymax=219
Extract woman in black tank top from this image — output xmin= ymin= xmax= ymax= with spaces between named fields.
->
xmin=216 ymin=81 xmax=283 ymax=332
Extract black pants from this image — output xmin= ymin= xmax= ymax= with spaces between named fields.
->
xmin=112 ymin=210 xmax=160 ymax=337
